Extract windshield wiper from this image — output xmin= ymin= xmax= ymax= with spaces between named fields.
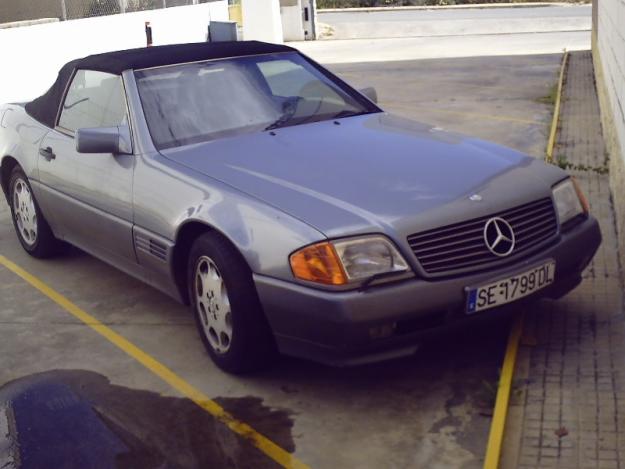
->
xmin=332 ymin=110 xmax=367 ymax=120
xmin=265 ymin=109 xmax=368 ymax=131
xmin=264 ymin=113 xmax=294 ymax=132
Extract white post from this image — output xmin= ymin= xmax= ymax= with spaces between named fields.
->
xmin=309 ymin=0 xmax=317 ymax=40
xmin=60 ymin=0 xmax=67 ymax=20
xmin=119 ymin=0 xmax=126 ymax=14
xmin=241 ymin=0 xmax=283 ymax=43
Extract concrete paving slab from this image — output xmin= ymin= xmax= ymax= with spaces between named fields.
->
xmin=501 ymin=50 xmax=625 ymax=469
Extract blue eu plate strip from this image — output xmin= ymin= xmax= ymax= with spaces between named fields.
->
xmin=467 ymin=289 xmax=477 ymax=313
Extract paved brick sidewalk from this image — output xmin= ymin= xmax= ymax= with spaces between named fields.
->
xmin=503 ymin=50 xmax=625 ymax=469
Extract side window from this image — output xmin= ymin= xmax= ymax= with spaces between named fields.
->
xmin=58 ymin=70 xmax=126 ymax=133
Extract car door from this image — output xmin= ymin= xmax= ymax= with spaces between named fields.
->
xmin=37 ymin=69 xmax=136 ymax=268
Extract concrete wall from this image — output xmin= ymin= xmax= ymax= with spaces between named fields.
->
xmin=0 ymin=2 xmax=228 ymax=105
xmin=593 ymin=0 xmax=625 ymax=250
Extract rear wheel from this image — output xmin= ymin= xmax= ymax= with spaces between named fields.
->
xmin=187 ymin=232 xmax=276 ymax=373
xmin=9 ymin=167 xmax=59 ymax=258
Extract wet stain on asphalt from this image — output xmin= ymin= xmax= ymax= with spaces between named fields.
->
xmin=420 ymin=316 xmax=509 ymax=465
xmin=0 ymin=370 xmax=294 ymax=469
xmin=428 ymin=385 xmax=465 ymax=435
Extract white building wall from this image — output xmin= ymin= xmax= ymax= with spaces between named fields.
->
xmin=241 ymin=0 xmax=283 ymax=43
xmin=594 ymin=0 xmax=625 ymax=242
xmin=0 ymin=2 xmax=228 ymax=104
xmin=596 ymin=0 xmax=625 ymax=160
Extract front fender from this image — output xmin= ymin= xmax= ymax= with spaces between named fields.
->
xmin=133 ymin=152 xmax=327 ymax=281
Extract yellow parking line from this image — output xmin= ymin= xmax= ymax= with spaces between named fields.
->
xmin=546 ymin=51 xmax=569 ymax=163
xmin=483 ymin=312 xmax=524 ymax=469
xmin=0 ymin=254 xmax=310 ymax=469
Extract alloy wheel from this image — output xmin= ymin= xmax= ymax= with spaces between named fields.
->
xmin=194 ymin=256 xmax=233 ymax=354
xmin=13 ymin=178 xmax=38 ymax=246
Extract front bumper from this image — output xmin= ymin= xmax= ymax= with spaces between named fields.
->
xmin=254 ymin=216 xmax=601 ymax=366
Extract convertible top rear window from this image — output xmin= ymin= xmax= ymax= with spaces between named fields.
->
xmin=135 ymin=52 xmax=377 ymax=150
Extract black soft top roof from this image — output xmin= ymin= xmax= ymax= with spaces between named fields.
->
xmin=25 ymin=41 xmax=295 ymax=128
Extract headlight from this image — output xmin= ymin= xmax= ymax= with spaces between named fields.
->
xmin=552 ymin=178 xmax=588 ymax=225
xmin=290 ymin=235 xmax=409 ymax=286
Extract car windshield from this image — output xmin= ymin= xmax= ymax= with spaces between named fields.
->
xmin=135 ymin=52 xmax=376 ymax=150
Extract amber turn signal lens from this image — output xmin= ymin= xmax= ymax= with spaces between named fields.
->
xmin=290 ymin=242 xmax=348 ymax=285
xmin=571 ymin=177 xmax=590 ymax=214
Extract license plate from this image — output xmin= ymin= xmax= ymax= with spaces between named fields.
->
xmin=466 ymin=261 xmax=556 ymax=314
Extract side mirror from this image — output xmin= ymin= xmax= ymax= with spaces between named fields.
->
xmin=359 ymin=86 xmax=378 ymax=104
xmin=75 ymin=125 xmax=132 ymax=155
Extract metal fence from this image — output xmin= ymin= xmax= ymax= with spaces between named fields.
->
xmin=0 ymin=0 xmax=218 ymax=24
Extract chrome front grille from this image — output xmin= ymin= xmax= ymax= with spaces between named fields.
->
xmin=407 ymin=198 xmax=558 ymax=276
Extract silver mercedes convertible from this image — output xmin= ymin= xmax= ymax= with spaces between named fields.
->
xmin=0 ymin=41 xmax=601 ymax=373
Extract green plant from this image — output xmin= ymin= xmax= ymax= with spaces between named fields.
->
xmin=556 ymin=154 xmax=569 ymax=169
xmin=553 ymin=155 xmax=608 ymax=174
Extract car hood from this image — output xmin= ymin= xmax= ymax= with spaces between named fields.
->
xmin=161 ymin=113 xmax=565 ymax=239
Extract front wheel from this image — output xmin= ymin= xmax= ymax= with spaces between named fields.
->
xmin=9 ymin=167 xmax=60 ymax=258
xmin=187 ymin=232 xmax=276 ymax=374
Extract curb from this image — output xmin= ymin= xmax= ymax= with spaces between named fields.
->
xmin=0 ymin=18 xmax=59 ymax=29
xmin=546 ymin=50 xmax=569 ymax=163
xmin=318 ymin=2 xmax=583 ymax=13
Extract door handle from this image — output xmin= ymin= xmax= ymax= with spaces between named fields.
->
xmin=39 ymin=146 xmax=56 ymax=161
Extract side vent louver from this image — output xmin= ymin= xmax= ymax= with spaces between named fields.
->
xmin=135 ymin=233 xmax=168 ymax=261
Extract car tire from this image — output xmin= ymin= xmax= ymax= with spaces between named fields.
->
xmin=187 ymin=232 xmax=276 ymax=374
xmin=8 ymin=166 xmax=60 ymax=258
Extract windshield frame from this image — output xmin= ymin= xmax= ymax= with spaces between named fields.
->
xmin=134 ymin=51 xmax=382 ymax=150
